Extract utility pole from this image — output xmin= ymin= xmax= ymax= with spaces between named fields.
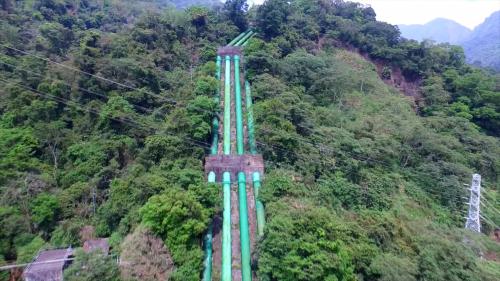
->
xmin=465 ymin=174 xmax=481 ymax=233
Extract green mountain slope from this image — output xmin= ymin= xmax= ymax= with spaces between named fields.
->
xmin=462 ymin=11 xmax=500 ymax=70
xmin=0 ymin=1 xmax=499 ymax=281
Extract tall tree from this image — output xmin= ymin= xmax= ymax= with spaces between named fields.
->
xmin=120 ymin=226 xmax=175 ymax=281
xmin=256 ymin=0 xmax=291 ymax=39
xmin=224 ymin=0 xmax=249 ymax=31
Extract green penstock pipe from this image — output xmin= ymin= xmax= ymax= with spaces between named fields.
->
xmin=228 ymin=31 xmax=248 ymax=46
xmin=234 ymin=56 xmax=244 ymax=155
xmin=222 ymin=172 xmax=232 ymax=281
xmin=202 ymin=171 xmax=217 ymax=281
xmin=202 ymin=223 xmax=213 ymax=281
xmin=216 ymin=55 xmax=222 ymax=81
xmin=242 ymin=33 xmax=255 ymax=47
xmin=245 ymin=81 xmax=257 ymax=154
xmin=253 ymin=172 xmax=265 ymax=236
xmin=210 ymin=56 xmax=222 ymax=155
xmin=234 ymin=31 xmax=254 ymax=46
xmin=238 ymin=172 xmax=251 ymax=281
xmin=223 ymin=55 xmax=231 ymax=155
xmin=203 ymin=55 xmax=222 ymax=280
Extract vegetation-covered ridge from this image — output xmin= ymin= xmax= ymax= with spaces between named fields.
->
xmin=0 ymin=1 xmax=499 ymax=281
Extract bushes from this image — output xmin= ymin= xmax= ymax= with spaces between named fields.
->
xmin=0 ymin=1 xmax=498 ymax=280
xmin=120 ymin=226 xmax=175 ymax=281
xmin=30 ymin=193 xmax=60 ymax=235
xmin=64 ymin=249 xmax=120 ymax=281
xmin=0 ymin=127 xmax=41 ymax=185
xmin=258 ymin=200 xmax=356 ymax=281
xmin=140 ymin=184 xmax=218 ymax=281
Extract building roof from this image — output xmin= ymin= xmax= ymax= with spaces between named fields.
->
xmin=83 ymin=238 xmax=109 ymax=255
xmin=23 ymin=248 xmax=73 ymax=281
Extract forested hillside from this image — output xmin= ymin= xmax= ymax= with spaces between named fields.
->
xmin=0 ymin=1 xmax=499 ymax=281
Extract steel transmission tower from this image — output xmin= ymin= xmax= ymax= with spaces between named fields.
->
xmin=465 ymin=174 xmax=482 ymax=233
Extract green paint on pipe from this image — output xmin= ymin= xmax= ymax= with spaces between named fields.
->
xmin=210 ymin=56 xmax=222 ymax=155
xmin=234 ymin=31 xmax=253 ymax=47
xmin=237 ymin=172 xmax=251 ymax=281
xmin=208 ymin=171 xmax=216 ymax=183
xmin=202 ymin=222 xmax=213 ymax=281
xmin=234 ymin=56 xmax=244 ymax=155
xmin=242 ymin=33 xmax=255 ymax=47
xmin=228 ymin=31 xmax=248 ymax=46
xmin=234 ymin=31 xmax=254 ymax=46
xmin=245 ymin=81 xmax=257 ymax=154
xmin=216 ymin=55 xmax=222 ymax=80
xmin=222 ymin=172 xmax=232 ymax=281
xmin=224 ymin=56 xmax=231 ymax=155
xmin=204 ymin=55 xmax=222 ymax=281
xmin=203 ymin=171 xmax=216 ymax=281
xmin=210 ymin=118 xmax=219 ymax=155
xmin=253 ymin=172 xmax=265 ymax=236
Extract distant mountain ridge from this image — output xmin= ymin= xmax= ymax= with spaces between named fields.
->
xmin=398 ymin=18 xmax=472 ymax=44
xmin=398 ymin=11 xmax=500 ymax=71
xmin=461 ymin=11 xmax=500 ymax=70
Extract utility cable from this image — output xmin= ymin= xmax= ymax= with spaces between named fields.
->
xmin=0 ymin=74 xmax=485 ymax=223
xmin=0 ymin=46 xmax=334 ymax=156
xmin=0 ymin=258 xmax=75 ymax=271
xmin=0 ymin=43 xmax=478 ymax=171
xmin=481 ymin=200 xmax=500 ymax=216
xmin=1 ymin=46 xmax=492 ymax=188
xmin=0 ymin=46 xmax=393 ymax=166
xmin=0 ymin=60 xmax=155 ymax=114
xmin=0 ymin=44 xmax=176 ymax=104
xmin=480 ymin=214 xmax=499 ymax=229
xmin=0 ymin=77 xmax=212 ymax=149
xmin=0 ymin=76 xmax=158 ymax=131
xmin=0 ymin=77 xmax=328 ymax=175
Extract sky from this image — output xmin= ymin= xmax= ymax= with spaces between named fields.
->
xmin=246 ymin=0 xmax=500 ymax=30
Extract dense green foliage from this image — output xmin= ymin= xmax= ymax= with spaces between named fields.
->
xmin=64 ymin=249 xmax=120 ymax=281
xmin=0 ymin=0 xmax=499 ymax=280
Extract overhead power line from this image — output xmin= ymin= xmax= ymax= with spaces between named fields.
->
xmin=0 ymin=258 xmax=75 ymax=271
xmin=2 ymin=44 xmax=496 ymax=190
xmin=0 ymin=77 xmax=212 ymax=149
xmin=480 ymin=214 xmax=499 ymax=229
xmin=0 ymin=45 xmax=389 ymax=166
xmin=480 ymin=200 xmax=500 ymax=216
xmin=0 ymin=44 xmax=176 ymax=104
xmin=0 ymin=60 xmax=155 ymax=114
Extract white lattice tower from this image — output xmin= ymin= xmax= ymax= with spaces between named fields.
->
xmin=465 ymin=174 xmax=481 ymax=233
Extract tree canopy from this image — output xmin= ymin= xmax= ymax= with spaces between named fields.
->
xmin=0 ymin=0 xmax=498 ymax=280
